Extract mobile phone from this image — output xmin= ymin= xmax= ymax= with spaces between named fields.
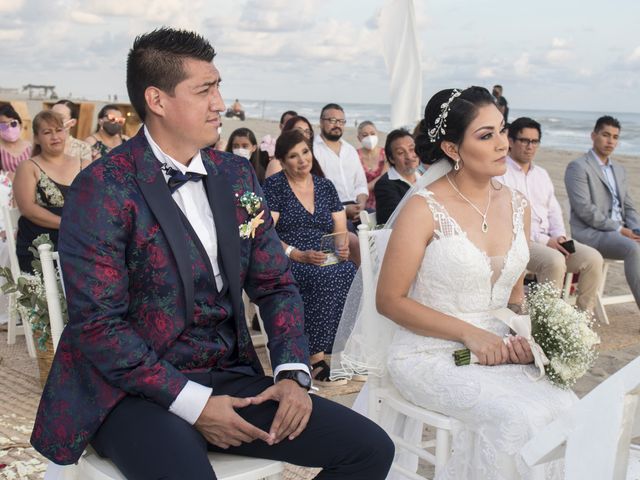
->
xmin=633 ymin=228 xmax=640 ymax=236
xmin=559 ymin=239 xmax=575 ymax=254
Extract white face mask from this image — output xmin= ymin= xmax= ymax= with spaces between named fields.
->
xmin=361 ymin=135 xmax=378 ymax=150
xmin=233 ymin=148 xmax=252 ymax=160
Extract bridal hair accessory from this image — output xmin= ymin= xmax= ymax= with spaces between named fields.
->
xmin=236 ymin=191 xmax=265 ymax=239
xmin=428 ymin=89 xmax=462 ymax=143
xmin=446 ymin=173 xmax=491 ymax=233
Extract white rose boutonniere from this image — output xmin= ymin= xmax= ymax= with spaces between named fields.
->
xmin=237 ymin=191 xmax=265 ymax=239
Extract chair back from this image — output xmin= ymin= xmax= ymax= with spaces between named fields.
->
xmin=38 ymin=243 xmax=65 ymax=351
xmin=522 ymin=355 xmax=640 ymax=479
xmin=359 ymin=210 xmax=378 ymax=229
xmin=2 ymin=206 xmax=21 ymax=277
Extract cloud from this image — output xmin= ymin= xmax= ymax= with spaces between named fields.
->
xmin=627 ymin=46 xmax=640 ymax=63
xmin=513 ymin=53 xmax=531 ymax=76
xmin=0 ymin=0 xmax=25 ymax=14
xmin=477 ymin=67 xmax=495 ymax=79
xmin=70 ymin=11 xmax=104 ymax=25
xmin=239 ymin=0 xmax=315 ymax=32
xmin=551 ymin=37 xmax=568 ymax=48
xmin=546 ymin=49 xmax=571 ymax=63
xmin=0 ymin=28 xmax=24 ymax=41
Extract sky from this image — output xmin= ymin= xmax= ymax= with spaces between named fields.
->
xmin=2 ymin=0 xmax=640 ymax=113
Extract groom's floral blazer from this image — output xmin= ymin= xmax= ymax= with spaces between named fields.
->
xmin=30 ymin=129 xmax=309 ymax=464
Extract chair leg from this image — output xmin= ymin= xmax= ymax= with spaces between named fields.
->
xmin=23 ymin=314 xmax=36 ymax=358
xmin=434 ymin=427 xmax=452 ymax=475
xmin=7 ymin=292 xmax=17 ymax=345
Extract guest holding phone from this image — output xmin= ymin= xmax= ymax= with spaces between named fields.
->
xmin=498 ymin=117 xmax=603 ymax=315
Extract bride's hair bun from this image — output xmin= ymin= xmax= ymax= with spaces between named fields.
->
xmin=415 ymin=86 xmax=497 ymax=165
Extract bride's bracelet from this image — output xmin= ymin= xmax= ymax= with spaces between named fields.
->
xmin=507 ymin=302 xmax=527 ymax=315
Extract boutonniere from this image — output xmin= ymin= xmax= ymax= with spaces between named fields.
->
xmin=237 ymin=191 xmax=265 ymax=239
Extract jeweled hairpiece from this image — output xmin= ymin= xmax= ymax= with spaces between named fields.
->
xmin=428 ymin=89 xmax=462 ymax=143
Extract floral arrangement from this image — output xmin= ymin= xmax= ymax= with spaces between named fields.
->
xmin=0 ymin=234 xmax=67 ymax=350
xmin=453 ymin=282 xmax=600 ymax=389
xmin=237 ymin=191 xmax=265 ymax=239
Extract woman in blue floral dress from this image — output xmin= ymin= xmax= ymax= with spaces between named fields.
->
xmin=264 ymin=130 xmax=357 ymax=385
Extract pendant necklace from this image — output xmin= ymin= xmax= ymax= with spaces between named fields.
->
xmin=446 ymin=173 xmax=491 ymax=233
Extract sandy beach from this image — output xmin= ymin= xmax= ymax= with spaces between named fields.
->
xmin=0 ymin=115 xmax=638 ymax=479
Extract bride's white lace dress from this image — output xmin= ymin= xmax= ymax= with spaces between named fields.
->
xmin=386 ymin=188 xmax=577 ymax=480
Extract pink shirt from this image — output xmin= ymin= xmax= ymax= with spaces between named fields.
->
xmin=497 ymin=156 xmax=566 ymax=244
xmin=0 ymin=143 xmax=32 ymax=173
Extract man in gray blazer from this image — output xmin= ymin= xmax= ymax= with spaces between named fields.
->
xmin=564 ymin=116 xmax=640 ymax=308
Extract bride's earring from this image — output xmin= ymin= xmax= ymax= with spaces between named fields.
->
xmin=454 ymin=158 xmax=460 ymax=171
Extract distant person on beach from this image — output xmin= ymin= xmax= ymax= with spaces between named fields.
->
xmin=498 ymin=117 xmax=603 ymax=314
xmin=51 ymin=100 xmax=92 ymax=164
xmin=374 ymin=128 xmax=421 ymax=224
xmin=356 ymin=121 xmax=387 ymax=210
xmin=0 ymin=103 xmax=32 ymax=179
xmin=313 ymin=103 xmax=368 ymax=224
xmin=565 ymin=115 xmax=640 ymax=310
xmin=224 ymin=98 xmax=245 ymax=121
xmin=225 ymin=127 xmax=267 ymax=184
xmin=279 ymin=110 xmax=297 ymax=130
xmin=492 ymin=84 xmax=509 ymax=123
xmin=85 ymin=104 xmax=127 ymax=160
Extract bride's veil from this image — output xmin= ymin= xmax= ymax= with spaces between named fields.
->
xmin=330 ymin=158 xmax=452 ymax=379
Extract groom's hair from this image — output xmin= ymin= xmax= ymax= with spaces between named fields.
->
xmin=415 ymin=86 xmax=496 ymax=166
xmin=127 ymin=27 xmax=216 ymax=122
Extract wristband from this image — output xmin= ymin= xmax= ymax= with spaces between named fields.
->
xmin=285 ymin=245 xmax=295 ymax=257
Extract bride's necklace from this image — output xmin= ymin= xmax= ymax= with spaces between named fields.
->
xmin=446 ymin=173 xmax=491 ymax=233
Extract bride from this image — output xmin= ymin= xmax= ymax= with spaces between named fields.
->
xmin=335 ymin=86 xmax=576 ymax=479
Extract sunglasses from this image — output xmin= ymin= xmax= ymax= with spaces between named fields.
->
xmin=105 ymin=115 xmax=125 ymax=125
xmin=0 ymin=120 xmax=19 ymax=131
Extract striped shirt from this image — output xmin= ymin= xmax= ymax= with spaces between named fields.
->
xmin=0 ymin=144 xmax=32 ymax=173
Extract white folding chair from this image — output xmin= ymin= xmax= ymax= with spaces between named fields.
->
xmin=3 ymin=205 xmax=36 ymax=357
xmin=38 ymin=243 xmax=283 ymax=480
xmin=521 ymin=355 xmax=640 ymax=479
xmin=594 ymin=259 xmax=635 ymax=325
xmin=359 ymin=210 xmax=378 ymax=229
xmin=358 ymin=224 xmax=459 ymax=479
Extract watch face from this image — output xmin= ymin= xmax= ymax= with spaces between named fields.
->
xmin=295 ymin=371 xmax=312 ymax=389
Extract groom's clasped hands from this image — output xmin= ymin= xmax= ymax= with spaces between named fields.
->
xmin=462 ymin=327 xmax=534 ymax=366
xmin=194 ymin=379 xmax=312 ymax=449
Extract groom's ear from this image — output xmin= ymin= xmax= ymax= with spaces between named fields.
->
xmin=440 ymin=140 xmax=458 ymax=161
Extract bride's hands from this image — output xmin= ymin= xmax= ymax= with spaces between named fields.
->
xmin=462 ymin=328 xmax=510 ymax=366
xmin=505 ymin=336 xmax=534 ymax=364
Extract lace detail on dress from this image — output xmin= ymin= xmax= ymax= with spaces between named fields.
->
xmin=387 ymin=186 xmax=576 ymax=480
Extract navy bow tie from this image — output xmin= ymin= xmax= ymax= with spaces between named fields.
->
xmin=162 ymin=164 xmax=206 ymax=194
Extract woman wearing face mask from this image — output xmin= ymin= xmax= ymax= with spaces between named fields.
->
xmin=85 ymin=104 xmax=127 ymax=161
xmin=356 ymin=121 xmax=387 ymax=210
xmin=51 ymin=100 xmax=92 ymax=164
xmin=0 ymin=103 xmax=32 ymax=179
xmin=225 ymin=127 xmax=267 ymax=184
xmin=13 ymin=110 xmax=89 ymax=272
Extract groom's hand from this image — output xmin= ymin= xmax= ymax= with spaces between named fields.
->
xmin=251 ymin=380 xmax=312 ymax=443
xmin=194 ymin=395 xmax=273 ymax=449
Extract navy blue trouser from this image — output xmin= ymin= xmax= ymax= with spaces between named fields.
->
xmin=92 ymin=372 xmax=394 ymax=480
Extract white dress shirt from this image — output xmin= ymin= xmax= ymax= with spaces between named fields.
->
xmin=313 ymin=135 xmax=369 ymax=203
xmin=387 ymin=166 xmax=422 ymax=186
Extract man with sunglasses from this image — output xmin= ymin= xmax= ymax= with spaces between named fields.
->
xmin=498 ymin=117 xmax=603 ymax=315
xmin=313 ymin=103 xmax=368 ymax=223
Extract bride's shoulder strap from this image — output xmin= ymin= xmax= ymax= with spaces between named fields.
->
xmin=412 ymin=188 xmax=457 ymax=239
xmin=508 ymin=186 xmax=529 ymax=234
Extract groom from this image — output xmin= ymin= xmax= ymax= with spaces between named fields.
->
xmin=30 ymin=28 xmax=393 ymax=479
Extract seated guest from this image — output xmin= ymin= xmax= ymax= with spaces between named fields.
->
xmin=279 ymin=110 xmax=297 ymax=131
xmin=266 ymin=115 xmax=321 ymax=178
xmin=374 ymin=129 xmax=421 ymax=224
xmin=498 ymin=117 xmax=603 ymax=314
xmin=13 ymin=110 xmax=88 ymax=272
xmin=225 ymin=127 xmax=267 ymax=184
xmin=313 ymin=103 xmax=368 ymax=223
xmin=225 ymin=98 xmax=246 ymax=121
xmin=85 ymin=104 xmax=127 ymax=160
xmin=357 ymin=121 xmax=388 ymax=210
xmin=565 ymin=115 xmax=640 ymax=310
xmin=0 ymin=103 xmax=32 ymax=179
xmin=51 ymin=100 xmax=92 ymax=164
xmin=264 ymin=130 xmax=356 ymax=385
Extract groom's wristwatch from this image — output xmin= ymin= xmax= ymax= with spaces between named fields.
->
xmin=275 ymin=370 xmax=312 ymax=390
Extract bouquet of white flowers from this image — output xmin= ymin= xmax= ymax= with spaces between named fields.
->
xmin=453 ymin=282 xmax=600 ymax=389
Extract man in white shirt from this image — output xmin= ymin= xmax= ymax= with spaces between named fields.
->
xmin=313 ymin=103 xmax=368 ymax=222
xmin=499 ymin=117 xmax=603 ymax=313
xmin=565 ymin=116 xmax=640 ymax=309
xmin=32 ymin=27 xmax=393 ymax=479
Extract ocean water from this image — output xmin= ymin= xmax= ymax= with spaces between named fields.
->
xmin=233 ymin=99 xmax=640 ymax=156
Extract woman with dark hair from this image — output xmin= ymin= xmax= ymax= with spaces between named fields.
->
xmin=225 ymin=127 xmax=267 ymax=184
xmin=13 ymin=110 xmax=88 ymax=271
xmin=336 ymin=86 xmax=576 ymax=478
xmin=264 ymin=130 xmax=355 ymax=385
xmin=85 ymin=104 xmax=127 ymax=160
xmin=265 ymin=115 xmax=321 ymax=179
xmin=0 ymin=103 xmax=32 ymax=178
